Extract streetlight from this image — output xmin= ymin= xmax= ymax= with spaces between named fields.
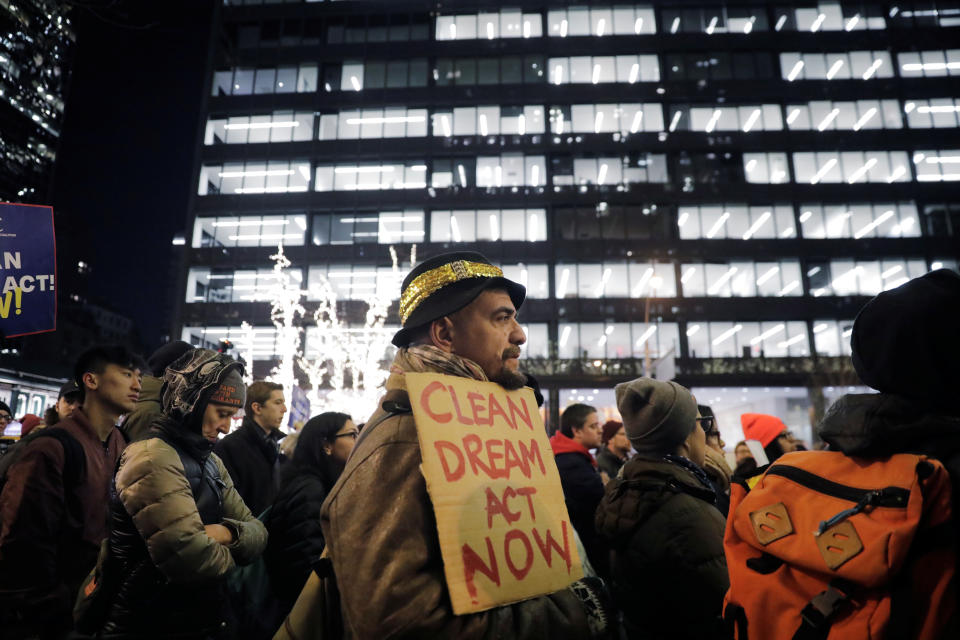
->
xmin=644 ymin=272 xmax=664 ymax=377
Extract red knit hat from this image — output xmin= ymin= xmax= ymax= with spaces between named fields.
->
xmin=19 ymin=414 xmax=43 ymax=437
xmin=740 ymin=413 xmax=788 ymax=448
xmin=601 ymin=420 xmax=623 ymax=444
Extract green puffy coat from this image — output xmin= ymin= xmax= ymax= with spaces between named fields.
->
xmin=120 ymin=375 xmax=164 ymax=442
xmin=594 ymin=456 xmax=729 ymax=640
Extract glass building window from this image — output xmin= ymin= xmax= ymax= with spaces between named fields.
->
xmin=807 ymin=259 xmax=928 ymax=297
xmin=549 ymin=55 xmax=659 ymax=84
xmin=205 ymin=111 xmax=314 ymax=145
xmin=554 ymin=204 xmax=668 ymax=240
xmin=431 ymin=105 xmax=545 ymax=137
xmin=554 ymin=103 xmax=665 ymax=134
xmin=558 ymin=322 xmax=680 ymax=360
xmin=772 ymin=3 xmax=886 ymax=32
xmin=437 ymin=11 xmax=542 ymax=40
xmin=307 ymin=264 xmax=402 ymax=302
xmin=685 ymin=321 xmax=809 ymax=358
xmin=192 ymin=214 xmax=307 ymax=248
xmin=791 ymin=151 xmax=910 ymax=184
xmin=898 ymin=50 xmax=960 ymax=77
xmin=548 ymin=6 xmax=657 ymax=36
xmin=662 ymin=6 xmax=770 ymax=33
xmin=430 ymin=209 xmax=547 ymax=242
xmin=678 ymin=205 xmax=796 ymax=240
xmin=812 ymin=320 xmax=855 ymax=357
xmin=680 ymin=262 xmax=803 ymax=298
xmin=471 ymin=155 xmax=546 ymax=187
xmin=435 ymin=56 xmax=546 ymax=86
xmin=186 ymin=268 xmax=303 ymax=303
xmin=198 ymin=161 xmax=311 ymax=195
xmin=923 ymin=203 xmax=960 ymax=236
xmin=665 ymin=52 xmax=774 ymax=81
xmin=182 ymin=326 xmax=283 ymax=361
xmin=889 ymin=4 xmax=960 ymax=28
xmin=780 ymin=51 xmax=893 ymax=81
xmin=799 ymin=202 xmax=920 ymax=239
xmin=338 ymin=59 xmax=428 ymax=91
xmin=552 ymin=154 xmax=668 ymax=185
xmin=675 ymin=104 xmax=783 ymax=133
xmin=500 ymin=264 xmax=549 ymax=299
xmin=905 ymin=98 xmax=960 ymax=128
xmin=554 ymin=262 xmax=676 ymax=299
xmin=785 ymin=100 xmax=902 ymax=131
xmin=914 ymin=150 xmax=960 ymax=182
xmin=315 ymin=162 xmax=427 ymax=191
xmin=212 ymin=64 xmax=317 ymax=96
xmin=742 ymin=153 xmax=790 ymax=183
xmin=318 ymin=108 xmax=428 ymax=140
xmin=313 ymin=211 xmax=424 ymax=245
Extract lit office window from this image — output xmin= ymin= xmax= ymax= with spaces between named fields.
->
xmin=685 ymin=322 xmax=809 ymax=358
xmin=549 ymin=55 xmax=659 ymax=84
xmin=303 ymin=326 xmax=399 ymax=362
xmin=914 ymin=150 xmax=960 ymax=182
xmin=799 ymin=202 xmax=920 ymax=239
xmin=553 ymin=103 xmax=665 ymax=134
xmin=677 ymin=105 xmax=783 ymax=132
xmin=558 ymin=322 xmax=680 ymax=360
xmin=552 ymin=154 xmax=668 ymax=185
xmin=314 ymin=162 xmax=427 ymax=191
xmin=898 ymin=50 xmax=960 ymax=77
xmin=337 ymin=59 xmax=429 ymax=91
xmin=519 ymin=324 xmax=549 ymax=359
xmin=318 ymin=108 xmax=428 ymax=140
xmin=500 ymin=264 xmax=550 ymax=299
xmin=307 ymin=265 xmax=402 ymax=302
xmin=182 ymin=326 xmax=282 ymax=361
xmin=904 ymin=98 xmax=960 ymax=128
xmin=548 ymin=6 xmax=657 ymax=36
xmin=678 ymin=205 xmax=796 ymax=240
xmin=785 ymin=100 xmax=902 ymax=131
xmin=205 ymin=112 xmax=314 ymax=145
xmin=198 ymin=161 xmax=312 ymax=195
xmin=806 ymin=259 xmax=928 ymax=297
xmin=792 ymin=151 xmax=910 ymax=184
xmin=554 ymin=262 xmax=676 ymax=299
xmin=772 ymin=3 xmax=885 ymax=32
xmin=662 ymin=6 xmax=769 ymax=33
xmin=742 ymin=153 xmax=790 ymax=183
xmin=192 ymin=214 xmax=307 ymax=248
xmin=431 ymin=106 xmax=545 ymax=137
xmin=812 ymin=320 xmax=855 ymax=356
xmin=186 ymin=268 xmax=303 ymax=303
xmin=680 ymin=262 xmax=803 ymax=298
xmin=889 ymin=5 xmax=960 ymax=27
xmin=312 ymin=211 xmax=425 ymax=245
xmin=473 ymin=155 xmax=546 ymax=187
xmin=436 ymin=11 xmax=542 ymax=40
xmin=780 ymin=51 xmax=892 ymax=81
xmin=212 ymin=64 xmax=317 ymax=96
xmin=430 ymin=209 xmax=546 ymax=242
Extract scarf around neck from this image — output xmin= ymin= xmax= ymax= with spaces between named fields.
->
xmin=386 ymin=344 xmax=487 ymax=391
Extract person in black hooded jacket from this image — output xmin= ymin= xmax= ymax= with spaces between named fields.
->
xmin=263 ymin=412 xmax=356 ymax=614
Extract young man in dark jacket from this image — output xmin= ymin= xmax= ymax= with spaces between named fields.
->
xmin=549 ymin=403 xmax=608 ymax=576
xmin=0 ymin=345 xmax=143 ymax=639
xmin=214 ymin=380 xmax=287 ymax=515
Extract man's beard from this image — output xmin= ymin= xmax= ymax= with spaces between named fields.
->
xmin=491 ymin=345 xmax=527 ymax=390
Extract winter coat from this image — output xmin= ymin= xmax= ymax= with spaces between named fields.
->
xmin=120 ymin=375 xmax=164 ymax=442
xmin=702 ymin=447 xmax=732 ymax=516
xmin=214 ymin=416 xmax=284 ymax=516
xmin=0 ymin=409 xmax=126 ymax=631
xmin=264 ymin=466 xmax=328 ymax=609
xmin=595 ymin=456 xmax=729 ymax=640
xmin=100 ymin=426 xmax=267 ymax=639
xmin=549 ymin=432 xmax=608 ymax=576
xmin=596 ymin=446 xmax=626 ymax=480
xmin=319 ymin=388 xmax=593 ymax=639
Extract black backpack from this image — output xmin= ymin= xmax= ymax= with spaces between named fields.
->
xmin=0 ymin=428 xmax=86 ymax=498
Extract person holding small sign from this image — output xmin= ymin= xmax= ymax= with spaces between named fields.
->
xmin=315 ymin=252 xmax=611 ymax=639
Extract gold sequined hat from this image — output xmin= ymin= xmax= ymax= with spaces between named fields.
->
xmin=392 ymin=251 xmax=525 ymax=347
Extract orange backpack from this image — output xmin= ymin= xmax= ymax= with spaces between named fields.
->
xmin=723 ymin=451 xmax=956 ymax=640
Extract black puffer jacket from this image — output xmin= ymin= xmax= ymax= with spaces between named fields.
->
xmin=264 ymin=466 xmax=328 ymax=607
xmin=595 ymin=456 xmax=729 ymax=640
xmin=214 ymin=417 xmax=284 ymax=516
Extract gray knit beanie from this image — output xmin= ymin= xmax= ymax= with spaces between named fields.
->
xmin=615 ymin=378 xmax=698 ymax=455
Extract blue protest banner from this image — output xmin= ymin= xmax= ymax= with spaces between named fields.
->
xmin=0 ymin=203 xmax=57 ymax=337
xmin=288 ymin=385 xmax=310 ymax=430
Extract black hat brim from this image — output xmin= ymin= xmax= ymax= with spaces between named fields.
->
xmin=392 ymin=276 xmax=526 ymax=347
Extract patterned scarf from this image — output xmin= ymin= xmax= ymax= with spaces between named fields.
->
xmin=386 ymin=344 xmax=487 ymax=391
xmin=665 ymin=453 xmax=717 ymax=504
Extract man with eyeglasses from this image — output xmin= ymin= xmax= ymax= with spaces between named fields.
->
xmin=0 ymin=401 xmax=13 ymax=430
xmin=697 ymin=404 xmax=733 ymax=515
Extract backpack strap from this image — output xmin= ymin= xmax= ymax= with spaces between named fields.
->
xmin=792 ymin=579 xmax=857 ymax=640
xmin=34 ymin=428 xmax=86 ymax=488
xmin=353 ymin=400 xmax=411 ymax=451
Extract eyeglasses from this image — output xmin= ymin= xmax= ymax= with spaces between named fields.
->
xmin=0 ymin=413 xmax=12 ymax=422
xmin=696 ymin=416 xmax=715 ymax=431
xmin=334 ymin=431 xmax=359 ymax=441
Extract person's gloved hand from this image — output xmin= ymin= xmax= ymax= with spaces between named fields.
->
xmin=569 ymin=576 xmax=614 ymax=638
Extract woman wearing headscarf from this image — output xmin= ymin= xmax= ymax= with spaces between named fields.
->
xmin=594 ymin=378 xmax=728 ymax=640
xmin=98 ymin=349 xmax=267 ymax=639
xmin=263 ymin=412 xmax=357 ymax=615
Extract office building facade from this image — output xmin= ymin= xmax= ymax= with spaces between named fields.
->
xmin=178 ymin=0 xmax=960 ymax=442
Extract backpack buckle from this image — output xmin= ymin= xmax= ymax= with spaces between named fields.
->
xmin=749 ymin=502 xmax=794 ymax=545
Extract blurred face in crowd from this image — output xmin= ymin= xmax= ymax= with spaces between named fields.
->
xmin=609 ymin=426 xmax=631 ymax=456
xmin=57 ymin=394 xmax=81 ymax=420
xmin=253 ymin=390 xmax=287 ymax=431
xmin=325 ymin=419 xmax=359 ymax=465
xmin=202 ymin=404 xmax=238 ymax=443
xmin=0 ymin=408 xmax=11 ymax=427
xmin=699 ymin=415 xmax=725 ymax=453
xmin=446 ymin=289 xmax=527 ymax=390
xmin=735 ymin=442 xmax=753 ymax=464
xmin=680 ymin=409 xmax=707 ymax=467
xmin=573 ymin=412 xmax=603 ymax=449
xmin=83 ymin=364 xmax=142 ymax=415
xmin=777 ymin=432 xmax=799 ymax=454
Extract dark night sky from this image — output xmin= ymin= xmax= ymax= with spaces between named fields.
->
xmin=51 ymin=1 xmax=215 ymax=352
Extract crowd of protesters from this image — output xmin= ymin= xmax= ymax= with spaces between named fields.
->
xmin=0 ymin=251 xmax=957 ymax=640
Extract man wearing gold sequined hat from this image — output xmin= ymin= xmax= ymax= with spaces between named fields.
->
xmin=311 ymin=251 xmax=611 ymax=639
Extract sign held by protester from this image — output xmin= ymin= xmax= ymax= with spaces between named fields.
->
xmin=407 ymin=372 xmax=583 ymax=615
xmin=0 ymin=203 xmax=57 ymax=338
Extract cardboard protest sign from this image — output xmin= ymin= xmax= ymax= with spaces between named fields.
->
xmin=406 ymin=372 xmax=583 ymax=615
xmin=0 ymin=203 xmax=57 ymax=338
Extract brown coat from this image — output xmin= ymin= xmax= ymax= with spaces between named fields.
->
xmin=0 ymin=409 xmax=126 ymax=617
xmin=319 ymin=388 xmax=591 ymax=640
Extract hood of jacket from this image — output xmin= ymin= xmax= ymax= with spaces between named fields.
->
xmin=817 ymin=393 xmax=960 ymax=457
xmin=549 ymin=431 xmax=596 ymax=467
xmin=595 ymin=456 xmax=716 ymax=543
xmin=138 ymin=375 xmax=163 ymax=405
